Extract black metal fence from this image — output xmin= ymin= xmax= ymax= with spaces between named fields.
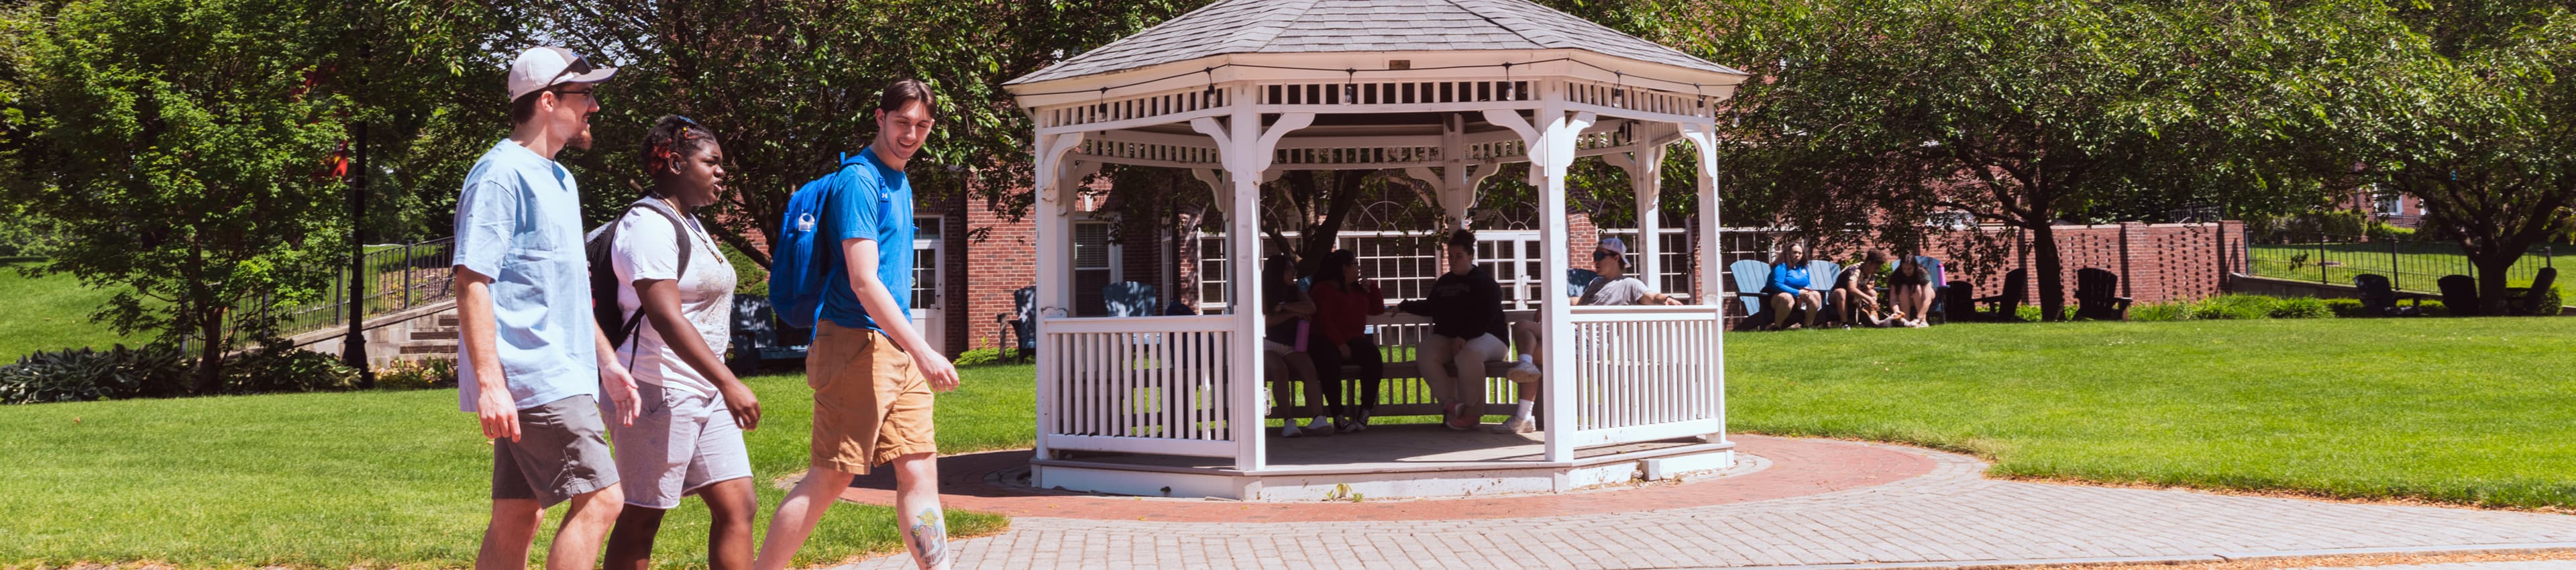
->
xmin=260 ymin=238 xmax=457 ymax=339
xmin=2245 ymin=229 xmax=2558 ymax=292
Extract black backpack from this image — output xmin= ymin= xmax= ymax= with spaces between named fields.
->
xmin=585 ymin=198 xmax=694 ymax=350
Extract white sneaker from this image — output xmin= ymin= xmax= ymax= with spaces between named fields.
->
xmin=1491 ymin=416 xmax=1535 ymax=434
xmin=1506 ymin=359 xmax=1543 ymax=384
xmin=1281 ymin=423 xmax=1303 ymax=438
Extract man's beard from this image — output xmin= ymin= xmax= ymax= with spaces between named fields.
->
xmin=567 ymin=123 xmax=594 ymax=150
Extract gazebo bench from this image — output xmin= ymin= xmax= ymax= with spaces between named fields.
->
xmin=1266 ymin=357 xmax=1525 ymax=420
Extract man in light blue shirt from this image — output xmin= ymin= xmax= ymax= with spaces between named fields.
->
xmin=453 ymin=46 xmax=638 ymax=570
xmin=755 ymin=79 xmax=961 ymax=570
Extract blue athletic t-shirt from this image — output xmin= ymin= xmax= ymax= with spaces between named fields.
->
xmin=817 ymin=146 xmax=914 ymax=333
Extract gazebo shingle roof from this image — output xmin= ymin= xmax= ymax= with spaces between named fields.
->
xmin=1008 ymin=0 xmax=1743 ymax=85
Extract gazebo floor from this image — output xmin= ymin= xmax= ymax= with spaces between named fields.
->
xmin=1028 ymin=424 xmax=1735 ymax=501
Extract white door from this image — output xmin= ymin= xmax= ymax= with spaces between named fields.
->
xmin=911 ymin=217 xmax=947 ymax=356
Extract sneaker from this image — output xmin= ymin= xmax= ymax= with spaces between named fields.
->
xmin=1506 ymin=359 xmax=1543 ymax=384
xmin=1490 ymin=416 xmax=1535 ymax=434
xmin=1442 ymin=404 xmax=1473 ymax=431
xmin=1352 ymin=409 xmax=1372 ymax=432
xmin=1301 ymin=420 xmax=1337 ymax=437
xmin=1334 ymin=416 xmax=1359 ymax=433
xmin=1280 ymin=423 xmax=1303 ymax=438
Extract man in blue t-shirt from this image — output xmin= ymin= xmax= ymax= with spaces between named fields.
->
xmin=755 ymin=79 xmax=961 ymax=570
xmin=452 ymin=46 xmax=639 ymax=570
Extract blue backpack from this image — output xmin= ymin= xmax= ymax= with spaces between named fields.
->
xmin=768 ymin=154 xmax=868 ymax=328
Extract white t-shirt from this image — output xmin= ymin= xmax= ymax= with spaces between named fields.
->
xmin=609 ymin=200 xmax=737 ymax=399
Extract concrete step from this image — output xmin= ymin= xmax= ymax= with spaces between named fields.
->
xmin=399 ymin=343 xmax=458 ymax=355
xmin=410 ymin=329 xmax=458 ymax=341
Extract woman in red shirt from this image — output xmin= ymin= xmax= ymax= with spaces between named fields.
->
xmin=1304 ymin=249 xmax=1387 ymax=433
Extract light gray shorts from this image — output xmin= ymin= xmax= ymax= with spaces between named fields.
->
xmin=493 ymin=394 xmax=620 ymax=508
xmin=603 ymin=381 xmax=753 ymax=509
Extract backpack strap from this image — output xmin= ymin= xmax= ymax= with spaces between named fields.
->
xmin=612 ymin=198 xmax=696 ymax=357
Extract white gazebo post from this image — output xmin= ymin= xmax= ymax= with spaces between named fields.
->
xmin=1193 ymin=93 xmax=1313 ymax=472
xmin=1486 ymin=86 xmax=1596 ymax=463
xmin=1682 ymin=121 xmax=1725 ymax=442
xmin=1029 ymin=131 xmax=1083 ymax=461
xmin=1603 ymin=124 xmax=1673 ymax=288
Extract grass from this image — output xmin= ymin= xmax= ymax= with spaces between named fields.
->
xmin=0 ymin=259 xmax=138 ymax=362
xmin=1726 ymin=317 xmax=2576 ymax=510
xmin=0 ymin=363 xmax=1038 ymax=570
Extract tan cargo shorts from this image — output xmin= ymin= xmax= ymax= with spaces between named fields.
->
xmin=806 ymin=321 xmax=936 ymax=475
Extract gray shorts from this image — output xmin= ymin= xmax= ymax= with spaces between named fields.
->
xmin=602 ymin=381 xmax=753 ymax=509
xmin=492 ymin=394 xmax=620 ymax=508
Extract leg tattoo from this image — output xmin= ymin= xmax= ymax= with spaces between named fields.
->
xmin=908 ymin=507 xmax=949 ymax=568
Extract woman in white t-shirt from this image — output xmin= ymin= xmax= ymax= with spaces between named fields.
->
xmin=601 ymin=115 xmax=759 ymax=570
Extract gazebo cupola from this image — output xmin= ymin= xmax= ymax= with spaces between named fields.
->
xmin=1005 ymin=0 xmax=1748 ymax=500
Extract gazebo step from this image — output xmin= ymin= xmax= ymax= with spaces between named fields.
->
xmin=1030 ymin=432 xmax=1734 ymax=501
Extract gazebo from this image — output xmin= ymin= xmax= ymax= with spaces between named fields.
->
xmin=1002 ymin=0 xmax=1746 ymax=500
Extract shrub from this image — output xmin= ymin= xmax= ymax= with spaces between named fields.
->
xmin=222 ymin=346 xmax=362 ymax=395
xmin=376 ymin=357 xmax=458 ymax=390
xmin=2190 ymin=295 xmax=2277 ymax=320
xmin=951 ymin=347 xmax=1010 ymax=367
xmin=2270 ymin=296 xmax=2333 ymax=319
xmin=2129 ymin=300 xmax=2192 ymax=322
xmin=726 ymin=244 xmax=770 ymax=297
xmin=0 ymin=344 xmax=191 ymax=404
xmin=2322 ymin=298 xmax=2369 ymax=317
xmin=2365 ymin=223 xmax=2416 ymax=242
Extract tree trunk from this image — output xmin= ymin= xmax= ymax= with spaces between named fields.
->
xmin=192 ymin=310 xmax=225 ymax=394
xmin=2028 ymin=221 xmax=2068 ymax=322
xmin=2471 ymin=251 xmax=2520 ymax=315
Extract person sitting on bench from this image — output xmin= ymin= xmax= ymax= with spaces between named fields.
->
xmin=1393 ymin=229 xmax=1511 ymax=432
xmin=1260 ymin=253 xmax=1331 ymax=438
xmin=1306 ymin=249 xmax=1386 ymax=433
xmin=1502 ymin=237 xmax=1682 ymax=433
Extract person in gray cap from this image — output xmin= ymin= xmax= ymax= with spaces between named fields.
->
xmin=1500 ymin=237 xmax=1683 ymax=433
xmin=453 ymin=46 xmax=635 ymax=570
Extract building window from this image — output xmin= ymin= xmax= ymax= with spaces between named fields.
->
xmin=1072 ymin=220 xmax=1119 ymax=317
xmin=2373 ymin=188 xmax=2402 ymax=217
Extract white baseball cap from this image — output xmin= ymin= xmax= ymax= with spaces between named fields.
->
xmin=506 ymin=46 xmax=616 ymax=103
xmin=1597 ymin=237 xmax=1629 ymax=257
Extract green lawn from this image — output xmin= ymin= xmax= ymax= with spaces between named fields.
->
xmin=1726 ymin=317 xmax=2576 ymax=509
xmin=0 ymin=260 xmax=138 ymax=361
xmin=0 ymin=363 xmax=1037 ymax=570
xmin=13 ymin=317 xmax=2576 ymax=569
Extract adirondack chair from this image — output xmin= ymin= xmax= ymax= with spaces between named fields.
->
xmin=1970 ymin=268 xmax=2028 ymax=321
xmin=2438 ymin=274 xmax=2482 ymax=317
xmin=1804 ymin=260 xmax=1844 ymax=324
xmin=2353 ymin=274 xmax=2421 ymax=317
xmin=1729 ymin=260 xmax=1782 ymax=330
xmin=998 ymin=286 xmax=1037 ymax=361
xmin=1103 ymin=281 xmax=1161 ymax=317
xmin=2073 ymin=268 xmax=2133 ymax=321
xmin=724 ymin=296 xmax=809 ymax=377
xmin=1939 ymin=280 xmax=1976 ymax=323
xmin=2510 ymin=268 xmax=2558 ymax=316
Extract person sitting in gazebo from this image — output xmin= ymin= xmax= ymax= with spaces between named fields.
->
xmin=1306 ymin=249 xmax=1386 ymax=433
xmin=1503 ymin=237 xmax=1684 ymax=433
xmin=1261 ymin=253 xmax=1332 ymax=437
xmin=1395 ymin=229 xmax=1512 ymax=431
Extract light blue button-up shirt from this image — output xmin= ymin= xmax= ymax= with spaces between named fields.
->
xmin=452 ymin=139 xmax=600 ymax=412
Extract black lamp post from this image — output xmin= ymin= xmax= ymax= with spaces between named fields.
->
xmin=342 ymin=40 xmax=374 ymax=388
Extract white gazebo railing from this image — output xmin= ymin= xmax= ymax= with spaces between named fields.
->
xmin=1561 ymin=305 xmax=1725 ymax=449
xmin=1037 ymin=314 xmax=1238 ymax=460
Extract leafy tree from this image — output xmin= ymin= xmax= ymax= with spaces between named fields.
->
xmin=1682 ymin=0 xmax=2405 ymax=319
xmin=507 ymin=0 xmax=1205 ymax=266
xmin=7 ymin=0 xmax=356 ymax=392
xmin=2363 ymin=2 xmax=2576 ymax=314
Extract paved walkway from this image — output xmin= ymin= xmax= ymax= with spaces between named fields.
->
xmin=2298 ymin=563 xmax=2576 ymax=569
xmin=829 ymin=436 xmax=2576 ymax=569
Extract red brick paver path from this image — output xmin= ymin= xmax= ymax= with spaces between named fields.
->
xmin=838 ymin=435 xmax=1926 ymax=522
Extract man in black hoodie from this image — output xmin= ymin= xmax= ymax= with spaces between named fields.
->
xmin=1395 ymin=229 xmax=1511 ymax=431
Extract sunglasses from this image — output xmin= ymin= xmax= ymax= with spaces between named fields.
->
xmin=1593 ymin=249 xmax=1621 ymax=262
